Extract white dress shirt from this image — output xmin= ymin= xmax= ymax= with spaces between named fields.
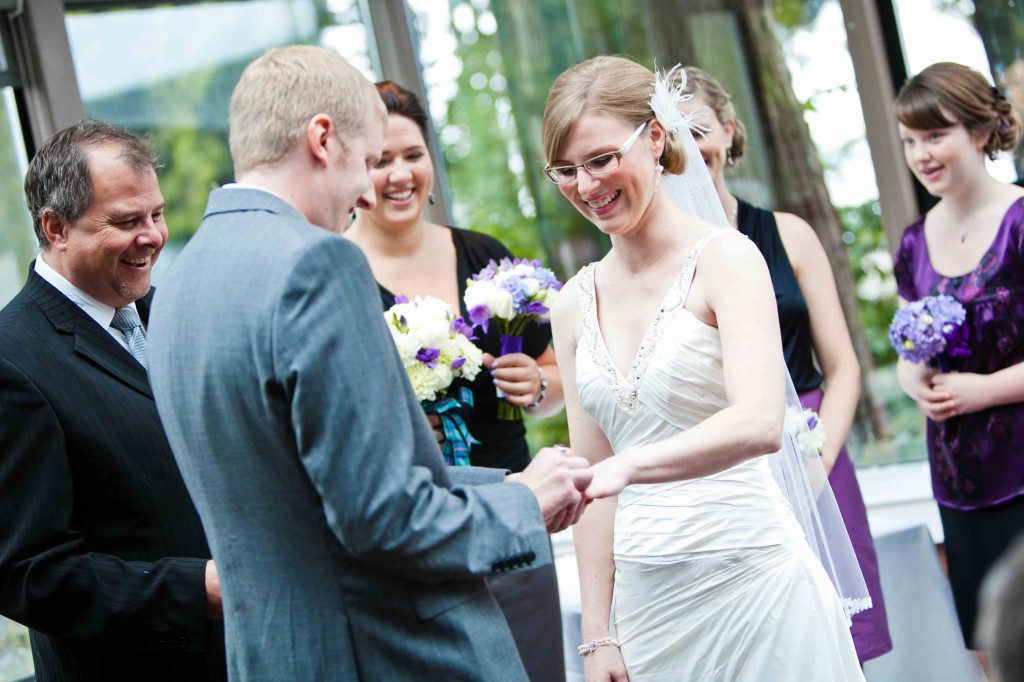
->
xmin=34 ymin=257 xmax=135 ymax=352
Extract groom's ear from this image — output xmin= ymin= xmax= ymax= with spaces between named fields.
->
xmin=305 ymin=114 xmax=334 ymax=168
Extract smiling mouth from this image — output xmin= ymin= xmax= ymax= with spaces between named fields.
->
xmin=585 ymin=190 xmax=621 ymax=210
xmin=120 ymin=257 xmax=149 ymax=269
xmin=384 ymin=189 xmax=414 ymax=202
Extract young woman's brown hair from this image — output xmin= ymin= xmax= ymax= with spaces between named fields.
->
xmin=895 ymin=61 xmax=1021 ymax=159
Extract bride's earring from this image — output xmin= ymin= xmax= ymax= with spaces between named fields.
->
xmin=653 ymin=162 xmax=664 ymax=194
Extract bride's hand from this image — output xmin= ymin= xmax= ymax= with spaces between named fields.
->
xmin=584 ymin=456 xmax=633 ymax=499
xmin=583 ymin=646 xmax=629 ymax=681
xmin=426 ymin=414 xmax=445 ymax=446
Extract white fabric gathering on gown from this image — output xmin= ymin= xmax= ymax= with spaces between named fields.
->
xmin=574 ymin=229 xmax=865 ymax=681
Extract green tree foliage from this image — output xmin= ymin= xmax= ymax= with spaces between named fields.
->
xmin=85 ymin=59 xmax=242 ymax=241
xmin=837 ymin=201 xmax=898 ymax=365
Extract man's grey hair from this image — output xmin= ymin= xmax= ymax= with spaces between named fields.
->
xmin=24 ymin=119 xmax=160 ymax=250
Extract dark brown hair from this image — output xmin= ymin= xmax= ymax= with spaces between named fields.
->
xmin=24 ymin=119 xmax=160 ymax=250
xmin=895 ymin=62 xmax=1021 ymax=159
xmin=376 ymin=81 xmax=430 ymax=140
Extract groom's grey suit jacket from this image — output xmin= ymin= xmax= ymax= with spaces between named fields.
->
xmin=147 ymin=188 xmax=550 ymax=681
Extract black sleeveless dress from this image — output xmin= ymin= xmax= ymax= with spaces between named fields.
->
xmin=735 ymin=199 xmax=821 ymax=394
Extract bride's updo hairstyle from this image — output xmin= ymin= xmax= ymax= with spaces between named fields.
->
xmin=895 ymin=62 xmax=1022 ymax=159
xmin=542 ymin=56 xmax=687 ymax=176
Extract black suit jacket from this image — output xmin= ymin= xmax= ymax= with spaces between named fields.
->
xmin=0 ymin=269 xmax=225 ymax=681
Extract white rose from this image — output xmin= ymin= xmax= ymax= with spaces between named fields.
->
xmin=432 ymin=362 xmax=454 ymax=391
xmin=465 ymin=281 xmax=515 ymax=321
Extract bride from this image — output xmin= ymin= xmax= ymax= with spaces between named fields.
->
xmin=544 ymin=56 xmax=866 ymax=681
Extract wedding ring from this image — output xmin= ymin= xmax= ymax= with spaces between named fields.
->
xmin=554 ymin=443 xmax=569 ymax=453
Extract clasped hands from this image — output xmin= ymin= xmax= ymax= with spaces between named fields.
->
xmin=507 ymin=447 xmax=627 ymax=533
xmin=913 ymin=368 xmax=990 ymax=423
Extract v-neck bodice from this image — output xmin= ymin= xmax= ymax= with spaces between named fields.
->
xmin=575 ymin=229 xmax=728 ymax=418
xmin=573 ymin=227 xmax=813 ymax=558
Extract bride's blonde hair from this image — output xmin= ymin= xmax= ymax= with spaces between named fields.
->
xmin=542 ymin=56 xmax=687 ymax=175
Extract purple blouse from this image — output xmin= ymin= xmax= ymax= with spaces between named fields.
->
xmin=894 ymin=197 xmax=1024 ymax=510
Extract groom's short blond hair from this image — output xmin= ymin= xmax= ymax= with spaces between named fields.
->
xmin=229 ymin=45 xmax=386 ymax=175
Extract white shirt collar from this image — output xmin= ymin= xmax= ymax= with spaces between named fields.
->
xmin=34 ymin=256 xmax=138 ymax=331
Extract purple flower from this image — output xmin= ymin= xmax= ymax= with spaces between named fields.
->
xmin=468 ymin=304 xmax=491 ymax=333
xmin=889 ymin=295 xmax=968 ymax=366
xmin=394 ymin=294 xmax=410 ymax=304
xmin=451 ymin=357 xmax=466 ymax=370
xmin=465 ymin=257 xmax=564 ymax=332
xmin=450 ymin=316 xmax=476 ymax=339
xmin=522 ymin=300 xmax=549 ymax=316
xmin=416 ymin=347 xmax=441 ymax=368
xmin=471 ymin=259 xmax=499 ymax=282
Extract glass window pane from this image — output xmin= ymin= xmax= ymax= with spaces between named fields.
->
xmin=65 ymin=0 xmax=378 ymax=279
xmin=0 ymin=86 xmax=35 ymax=309
xmin=0 ymin=613 xmax=33 ymax=682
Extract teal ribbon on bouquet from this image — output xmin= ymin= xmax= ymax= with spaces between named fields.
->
xmin=422 ymin=387 xmax=479 ymax=466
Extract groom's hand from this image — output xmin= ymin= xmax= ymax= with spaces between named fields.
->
xmin=205 ymin=560 xmax=223 ymax=619
xmin=509 ymin=447 xmax=592 ymax=533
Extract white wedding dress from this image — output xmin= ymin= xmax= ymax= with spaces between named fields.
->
xmin=576 ymin=230 xmax=864 ymax=681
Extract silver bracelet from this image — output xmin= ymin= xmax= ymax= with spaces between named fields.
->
xmin=526 ymin=366 xmax=547 ymax=409
xmin=578 ymin=636 xmax=619 ymax=656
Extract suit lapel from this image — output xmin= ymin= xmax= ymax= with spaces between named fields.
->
xmin=74 ymin=321 xmax=152 ymax=398
xmin=26 ymin=269 xmax=153 ymax=398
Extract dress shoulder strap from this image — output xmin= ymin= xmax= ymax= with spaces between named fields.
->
xmin=574 ymin=262 xmax=600 ymax=356
xmin=675 ymin=228 xmax=738 ymax=309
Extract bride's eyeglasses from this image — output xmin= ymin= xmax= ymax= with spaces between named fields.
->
xmin=544 ymin=121 xmax=649 ymax=185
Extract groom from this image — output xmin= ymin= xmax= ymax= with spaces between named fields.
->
xmin=147 ymin=45 xmax=591 ymax=681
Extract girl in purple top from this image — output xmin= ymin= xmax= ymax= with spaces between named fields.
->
xmin=893 ymin=61 xmax=1024 ymax=652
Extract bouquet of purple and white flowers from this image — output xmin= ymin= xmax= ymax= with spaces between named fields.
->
xmin=464 ymin=257 xmax=563 ymax=420
xmin=888 ymin=294 xmax=970 ymax=372
xmin=383 ymin=295 xmax=484 ymax=465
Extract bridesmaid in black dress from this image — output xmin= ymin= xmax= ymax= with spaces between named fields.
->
xmin=676 ymin=67 xmax=893 ymax=663
xmin=346 ymin=80 xmax=567 ymax=682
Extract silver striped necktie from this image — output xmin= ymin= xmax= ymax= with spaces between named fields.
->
xmin=110 ymin=306 xmax=148 ymax=369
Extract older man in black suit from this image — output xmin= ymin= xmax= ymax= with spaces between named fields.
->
xmin=0 ymin=120 xmax=225 ymax=681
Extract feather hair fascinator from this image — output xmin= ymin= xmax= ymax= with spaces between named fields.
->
xmin=650 ymin=64 xmax=711 ymax=137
